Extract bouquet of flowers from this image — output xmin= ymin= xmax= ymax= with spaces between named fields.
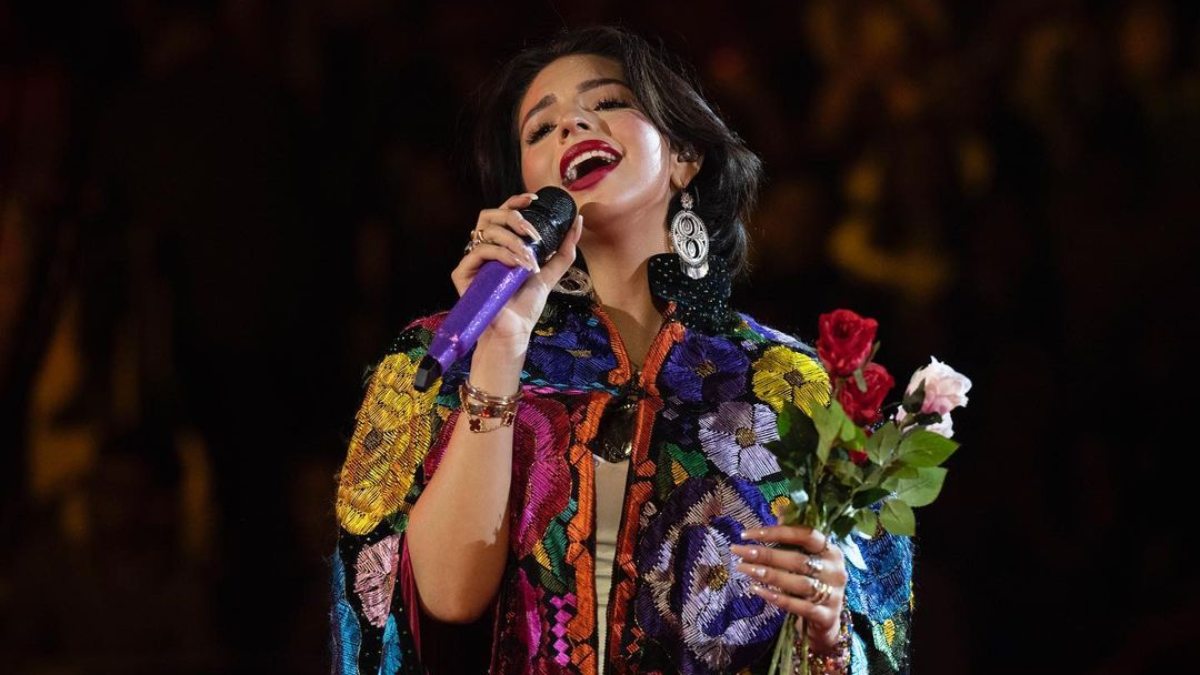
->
xmin=766 ymin=309 xmax=972 ymax=674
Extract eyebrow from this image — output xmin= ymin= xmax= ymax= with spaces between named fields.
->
xmin=519 ymin=78 xmax=631 ymax=130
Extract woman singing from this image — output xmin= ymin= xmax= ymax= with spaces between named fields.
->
xmin=332 ymin=26 xmax=913 ymax=674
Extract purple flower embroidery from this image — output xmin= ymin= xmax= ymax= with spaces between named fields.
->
xmin=660 ymin=334 xmax=749 ymax=404
xmin=635 ymin=476 xmax=782 ymax=673
xmin=698 ymin=402 xmax=782 ymax=481
xmin=526 ymin=314 xmax=617 ymax=387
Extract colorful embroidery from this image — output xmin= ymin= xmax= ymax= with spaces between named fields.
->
xmin=634 ymin=476 xmax=782 ymax=673
xmin=336 ymin=350 xmax=439 ymax=535
xmin=659 ymin=332 xmax=750 ymax=404
xmin=751 ymin=345 xmax=831 ymax=416
xmin=353 ymin=534 xmax=400 ymax=628
xmin=333 ymin=283 xmax=911 ymax=674
xmin=697 ymin=401 xmax=782 ymax=481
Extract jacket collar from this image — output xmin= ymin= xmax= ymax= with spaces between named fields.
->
xmin=546 ymin=253 xmax=735 ymax=334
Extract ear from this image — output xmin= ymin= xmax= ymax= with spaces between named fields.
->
xmin=669 ymin=146 xmax=704 ymax=190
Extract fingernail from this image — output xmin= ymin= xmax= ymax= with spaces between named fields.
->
xmin=739 ymin=530 xmax=754 ymax=541
xmin=526 ymin=193 xmax=538 ymax=200
xmin=526 ymin=226 xmax=543 ymax=242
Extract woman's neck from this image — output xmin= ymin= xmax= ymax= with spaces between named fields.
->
xmin=577 ymin=213 xmax=672 ymax=368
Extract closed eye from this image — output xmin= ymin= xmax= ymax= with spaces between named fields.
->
xmin=524 ymin=98 xmax=634 ymax=145
xmin=595 ymin=97 xmax=630 ymax=111
xmin=525 ymin=122 xmax=554 ymax=145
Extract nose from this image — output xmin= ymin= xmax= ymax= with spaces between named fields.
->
xmin=558 ymin=112 xmax=592 ymax=140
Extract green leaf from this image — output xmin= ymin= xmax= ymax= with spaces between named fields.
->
xmin=902 ymin=379 xmax=926 ymax=415
xmin=890 ymin=467 xmax=947 ymax=507
xmin=880 ymin=499 xmax=916 ymax=536
xmin=777 ymin=402 xmax=818 ymax=453
xmin=853 ymin=368 xmax=868 ymax=393
xmin=854 ymin=509 xmax=879 ymax=537
xmin=813 ymin=402 xmax=846 ymax=464
xmin=829 ymin=459 xmax=863 ymax=486
xmin=852 ymin=487 xmax=891 ymax=508
xmin=880 ymin=464 xmax=918 ymax=492
xmin=832 ymin=515 xmax=856 ymax=538
xmin=847 ymin=425 xmax=868 ymax=451
xmin=839 ymin=416 xmax=859 ymax=443
xmin=866 ymin=423 xmax=900 ymax=465
xmin=897 ymin=429 xmax=959 ymax=467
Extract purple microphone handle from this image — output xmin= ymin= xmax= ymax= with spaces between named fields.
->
xmin=413 ymin=255 xmax=532 ymax=391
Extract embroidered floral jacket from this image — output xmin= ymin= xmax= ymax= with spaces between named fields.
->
xmin=332 ymin=255 xmax=914 ymax=674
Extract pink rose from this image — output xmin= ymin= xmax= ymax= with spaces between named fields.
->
xmin=906 ymin=357 xmax=971 ymax=417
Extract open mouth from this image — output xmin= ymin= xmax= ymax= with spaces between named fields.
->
xmin=560 ymin=140 xmax=622 ymax=189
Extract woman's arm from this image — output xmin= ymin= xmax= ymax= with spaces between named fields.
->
xmin=406 ymin=197 xmax=584 ymax=623
xmin=404 ymin=335 xmax=525 ymax=623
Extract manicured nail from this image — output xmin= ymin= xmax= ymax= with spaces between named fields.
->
xmin=526 ymin=193 xmax=538 ymax=200
xmin=526 ymin=226 xmax=543 ymax=242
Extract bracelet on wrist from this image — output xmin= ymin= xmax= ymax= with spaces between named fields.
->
xmin=794 ymin=605 xmax=852 ymax=674
xmin=460 ymin=380 xmax=521 ymax=433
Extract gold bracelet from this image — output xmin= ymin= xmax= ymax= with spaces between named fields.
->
xmin=460 ymin=380 xmax=520 ymax=433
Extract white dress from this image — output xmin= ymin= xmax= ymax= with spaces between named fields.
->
xmin=594 ymin=458 xmax=629 ymax=675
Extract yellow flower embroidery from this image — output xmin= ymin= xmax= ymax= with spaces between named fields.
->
xmin=336 ymin=351 xmax=439 ymax=535
xmin=751 ymin=346 xmax=831 ymax=415
xmin=882 ymin=618 xmax=896 ymax=646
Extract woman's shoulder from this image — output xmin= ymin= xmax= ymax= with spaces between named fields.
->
xmin=728 ymin=311 xmax=820 ymax=358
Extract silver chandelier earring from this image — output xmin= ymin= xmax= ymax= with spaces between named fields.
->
xmin=669 ymin=187 xmax=710 ymax=279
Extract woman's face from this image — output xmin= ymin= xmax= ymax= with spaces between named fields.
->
xmin=516 ymin=54 xmax=686 ymax=225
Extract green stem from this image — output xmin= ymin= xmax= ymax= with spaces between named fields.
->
xmin=799 ymin=616 xmax=810 ymax=675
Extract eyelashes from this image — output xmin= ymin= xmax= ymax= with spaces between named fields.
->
xmin=524 ymin=97 xmax=631 ymax=145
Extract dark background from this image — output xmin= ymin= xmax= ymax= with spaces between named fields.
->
xmin=2 ymin=0 xmax=1196 ymax=673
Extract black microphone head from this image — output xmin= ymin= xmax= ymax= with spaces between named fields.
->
xmin=520 ymin=186 xmax=577 ymax=263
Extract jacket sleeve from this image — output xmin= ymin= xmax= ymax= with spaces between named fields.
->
xmin=842 ymin=531 xmax=914 ymax=675
xmin=330 ymin=320 xmax=450 ymax=675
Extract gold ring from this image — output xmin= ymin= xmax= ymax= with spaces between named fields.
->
xmin=809 ymin=578 xmax=831 ymax=605
xmin=464 ymin=229 xmax=490 ymax=254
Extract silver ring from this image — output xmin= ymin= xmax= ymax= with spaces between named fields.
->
xmin=803 ymin=556 xmax=824 ymax=577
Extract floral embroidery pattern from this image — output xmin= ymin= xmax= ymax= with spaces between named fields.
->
xmin=337 ymin=351 xmax=439 ymax=535
xmin=354 ymin=534 xmax=401 ymax=628
xmin=660 ymin=333 xmax=749 ymax=404
xmin=697 ymin=402 xmax=782 ymax=481
xmin=635 ymin=476 xmax=782 ymax=673
xmin=526 ymin=313 xmax=618 ymax=388
xmin=750 ymin=345 xmax=831 ymax=415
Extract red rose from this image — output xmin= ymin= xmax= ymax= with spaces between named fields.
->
xmin=837 ymin=362 xmax=895 ymax=428
xmin=817 ymin=309 xmax=879 ymax=377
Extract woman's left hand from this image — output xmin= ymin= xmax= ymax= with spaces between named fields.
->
xmin=730 ymin=525 xmax=848 ymax=652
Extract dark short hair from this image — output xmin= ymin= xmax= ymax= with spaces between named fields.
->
xmin=472 ymin=26 xmax=762 ymax=277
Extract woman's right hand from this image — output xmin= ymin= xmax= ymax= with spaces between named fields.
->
xmin=450 ymin=192 xmax=584 ymax=346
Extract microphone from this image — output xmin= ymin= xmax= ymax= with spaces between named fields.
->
xmin=413 ymin=186 xmax=577 ymax=392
